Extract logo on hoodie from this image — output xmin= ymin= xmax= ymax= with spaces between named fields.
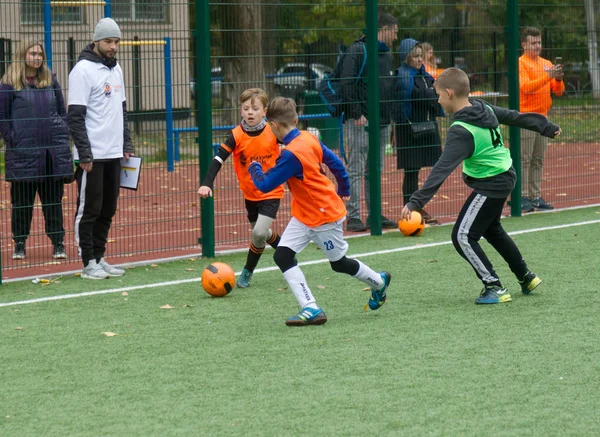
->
xmin=103 ymin=82 xmax=112 ymax=97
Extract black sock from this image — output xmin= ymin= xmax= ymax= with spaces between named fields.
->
xmin=244 ymin=243 xmax=264 ymax=272
xmin=266 ymin=231 xmax=280 ymax=249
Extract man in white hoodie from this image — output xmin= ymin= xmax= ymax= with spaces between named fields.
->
xmin=68 ymin=18 xmax=135 ymax=280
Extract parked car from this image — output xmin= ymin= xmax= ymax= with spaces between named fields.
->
xmin=190 ymin=67 xmax=224 ymax=100
xmin=190 ymin=63 xmax=334 ymax=103
xmin=269 ymin=63 xmax=334 ymax=102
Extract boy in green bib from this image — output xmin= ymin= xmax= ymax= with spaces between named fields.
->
xmin=400 ymin=68 xmax=561 ymax=304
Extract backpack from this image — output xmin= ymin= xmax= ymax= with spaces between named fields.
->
xmin=318 ymin=42 xmax=367 ymax=118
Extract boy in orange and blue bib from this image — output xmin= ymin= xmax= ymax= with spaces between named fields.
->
xmin=249 ymin=97 xmax=391 ymax=326
xmin=199 ymin=89 xmax=284 ymax=288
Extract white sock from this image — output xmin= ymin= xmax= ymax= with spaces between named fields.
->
xmin=283 ymin=266 xmax=318 ymax=309
xmin=353 ymin=260 xmax=383 ymax=290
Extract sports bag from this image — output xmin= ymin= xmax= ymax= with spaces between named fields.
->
xmin=318 ymin=42 xmax=366 ymax=118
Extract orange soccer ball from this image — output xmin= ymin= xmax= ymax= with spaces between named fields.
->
xmin=398 ymin=211 xmax=425 ymax=236
xmin=201 ymin=262 xmax=236 ymax=297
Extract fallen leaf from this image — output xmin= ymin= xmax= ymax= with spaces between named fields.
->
xmin=102 ymin=332 xmax=118 ymax=337
xmin=122 ymin=292 xmax=128 ymax=296
xmin=441 ymin=195 xmax=450 ymax=200
xmin=160 ymin=304 xmax=175 ymax=309
xmin=107 ymin=239 xmax=116 ymax=243
xmin=183 ymin=304 xmax=192 ymax=308
xmin=363 ymin=287 xmax=370 ymax=291
xmin=317 ymin=285 xmax=325 ymax=289
xmin=150 ymin=264 xmax=159 ymax=267
xmin=16 ymin=327 xmax=23 ymax=331
xmin=188 ymin=258 xmax=197 ymax=261
xmin=185 ymin=268 xmax=196 ymax=272
xmin=428 ymin=259 xmax=438 ymax=263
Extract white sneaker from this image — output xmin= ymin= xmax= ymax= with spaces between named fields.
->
xmin=81 ymin=260 xmax=109 ymax=280
xmin=98 ymin=258 xmax=125 ymax=277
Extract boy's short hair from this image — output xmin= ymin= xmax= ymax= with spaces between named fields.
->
xmin=378 ymin=13 xmax=398 ymax=28
xmin=266 ymin=97 xmax=297 ymax=127
xmin=520 ymin=27 xmax=541 ymax=43
xmin=434 ymin=67 xmax=471 ymax=97
xmin=239 ymin=88 xmax=269 ymax=107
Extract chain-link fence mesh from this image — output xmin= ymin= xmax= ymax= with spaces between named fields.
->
xmin=1 ymin=0 xmax=598 ymax=280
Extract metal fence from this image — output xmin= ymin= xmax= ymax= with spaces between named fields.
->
xmin=1 ymin=0 xmax=599 ymax=281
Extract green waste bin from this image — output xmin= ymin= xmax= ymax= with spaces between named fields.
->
xmin=302 ymin=91 xmax=340 ymax=149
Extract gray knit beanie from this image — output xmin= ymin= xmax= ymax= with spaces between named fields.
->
xmin=93 ymin=18 xmax=121 ymax=41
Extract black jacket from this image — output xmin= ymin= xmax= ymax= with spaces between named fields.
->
xmin=407 ymin=99 xmax=560 ymax=210
xmin=339 ymin=37 xmax=395 ymax=125
xmin=0 ymin=75 xmax=73 ymax=182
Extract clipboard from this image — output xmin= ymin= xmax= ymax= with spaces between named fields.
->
xmin=120 ymin=156 xmax=142 ymax=190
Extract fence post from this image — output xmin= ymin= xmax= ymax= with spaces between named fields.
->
xmin=132 ymin=35 xmax=141 ymax=135
xmin=196 ymin=0 xmax=215 ymax=257
xmin=366 ymin=0 xmax=382 ymax=235
xmin=43 ymin=0 xmax=52 ymax=69
xmin=506 ymin=0 xmax=522 ymax=217
xmin=164 ymin=37 xmax=174 ymax=172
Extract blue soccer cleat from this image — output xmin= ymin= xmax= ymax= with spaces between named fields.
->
xmin=285 ymin=307 xmax=327 ymax=326
xmin=519 ymin=271 xmax=542 ymax=295
xmin=365 ymin=271 xmax=392 ymax=311
xmin=475 ymin=285 xmax=512 ymax=304
xmin=236 ymin=268 xmax=253 ymax=288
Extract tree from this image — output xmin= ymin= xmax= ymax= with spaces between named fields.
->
xmin=584 ymin=0 xmax=600 ymax=99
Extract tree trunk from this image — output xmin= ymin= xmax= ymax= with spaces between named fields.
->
xmin=220 ymin=1 xmax=265 ymax=123
xmin=584 ymin=0 xmax=600 ymax=99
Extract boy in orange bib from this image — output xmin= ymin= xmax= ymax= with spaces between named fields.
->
xmin=249 ymin=97 xmax=392 ymax=326
xmin=198 ymin=88 xmax=284 ymax=288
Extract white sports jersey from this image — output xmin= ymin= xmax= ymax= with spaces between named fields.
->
xmin=68 ymin=59 xmax=126 ymax=160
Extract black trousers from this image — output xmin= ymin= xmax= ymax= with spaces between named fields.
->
xmin=11 ymin=179 xmax=65 ymax=244
xmin=74 ymin=159 xmax=121 ymax=267
xmin=451 ymin=192 xmax=528 ymax=286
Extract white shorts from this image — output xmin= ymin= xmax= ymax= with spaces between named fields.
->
xmin=279 ymin=216 xmax=349 ymax=262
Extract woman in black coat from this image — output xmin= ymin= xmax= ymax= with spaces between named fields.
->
xmin=0 ymin=40 xmax=73 ymax=260
xmin=394 ymin=38 xmax=443 ymax=224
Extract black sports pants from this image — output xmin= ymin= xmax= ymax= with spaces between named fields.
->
xmin=451 ymin=191 xmax=528 ymax=285
xmin=74 ymin=159 xmax=121 ymax=267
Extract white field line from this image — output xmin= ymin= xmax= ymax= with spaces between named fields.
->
xmin=1 ymin=218 xmax=599 ymax=308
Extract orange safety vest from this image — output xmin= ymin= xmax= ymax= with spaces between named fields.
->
xmin=283 ymin=131 xmax=346 ymax=227
xmin=223 ymin=124 xmax=284 ymax=201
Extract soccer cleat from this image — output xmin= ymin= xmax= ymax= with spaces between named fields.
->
xmin=519 ymin=271 xmax=542 ymax=295
xmin=12 ymin=242 xmax=26 ymax=260
xmin=236 ymin=268 xmax=253 ymax=288
xmin=98 ymin=258 xmax=125 ymax=277
xmin=531 ymin=197 xmax=554 ymax=210
xmin=475 ymin=285 xmax=512 ymax=304
xmin=365 ymin=271 xmax=392 ymax=311
xmin=81 ymin=260 xmax=109 ymax=280
xmin=53 ymin=242 xmax=67 ymax=259
xmin=285 ymin=307 xmax=327 ymax=326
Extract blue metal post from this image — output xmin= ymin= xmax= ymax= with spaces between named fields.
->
xmin=164 ymin=37 xmax=174 ymax=172
xmin=104 ymin=0 xmax=112 ymax=17
xmin=43 ymin=0 xmax=52 ymax=69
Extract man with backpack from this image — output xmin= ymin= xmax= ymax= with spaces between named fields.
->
xmin=340 ymin=13 xmax=398 ymax=232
